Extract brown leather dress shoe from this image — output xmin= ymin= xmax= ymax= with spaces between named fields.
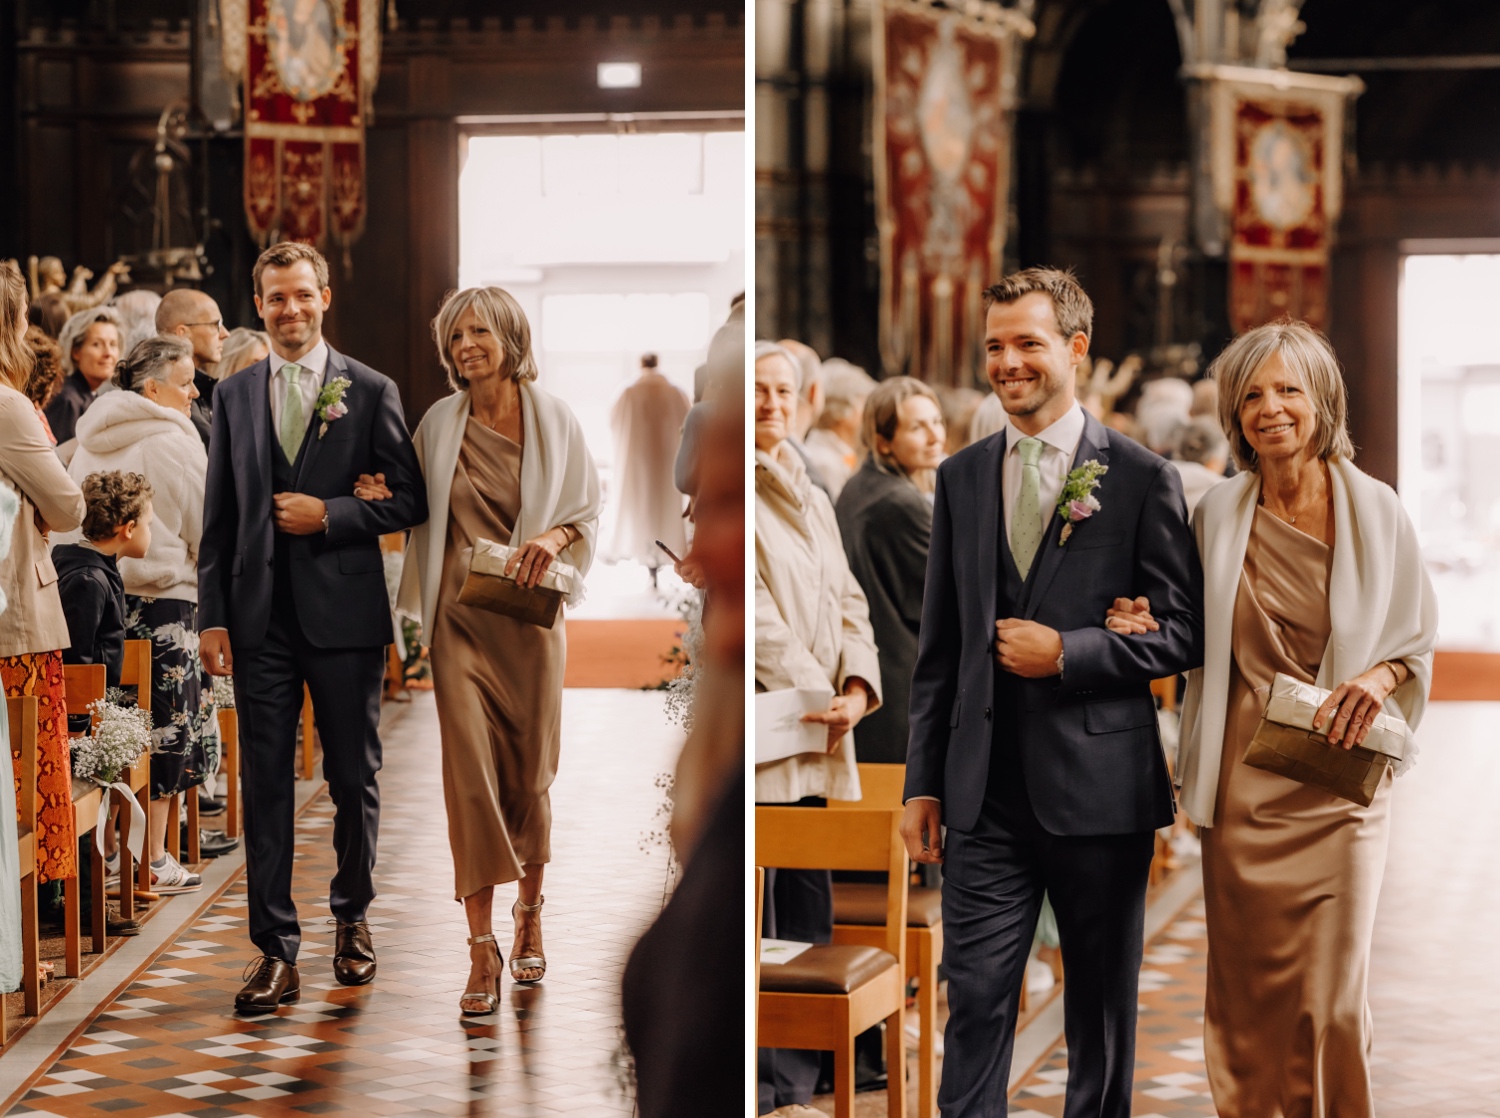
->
xmin=235 ymin=957 xmax=299 ymax=1014
xmin=333 ymin=920 xmax=377 ymax=986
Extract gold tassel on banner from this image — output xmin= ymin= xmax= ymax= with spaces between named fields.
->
xmin=932 ymin=274 xmax=954 ymax=387
xmin=901 ymin=254 xmax=921 ymax=378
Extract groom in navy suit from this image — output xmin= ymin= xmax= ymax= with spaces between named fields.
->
xmin=902 ymin=269 xmax=1203 ymax=1115
xmin=199 ymin=242 xmax=427 ymax=1012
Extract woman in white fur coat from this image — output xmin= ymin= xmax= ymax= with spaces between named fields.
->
xmin=1110 ymin=321 xmax=1437 ymax=1117
xmin=59 ymin=334 xmax=215 ymax=895
xmin=392 ymin=286 xmax=600 ymax=1013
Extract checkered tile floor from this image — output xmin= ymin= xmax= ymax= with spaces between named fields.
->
xmin=1007 ymin=702 xmax=1500 ymax=1118
xmin=5 ymin=689 xmax=684 ymax=1117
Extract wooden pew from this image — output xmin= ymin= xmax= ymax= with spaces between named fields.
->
xmin=4 ymin=696 xmax=43 ymax=1034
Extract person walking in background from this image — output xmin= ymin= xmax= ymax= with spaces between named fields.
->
xmin=902 ymin=268 xmax=1203 ymax=1116
xmin=46 ymin=304 xmax=122 ymax=444
xmin=0 ymin=259 xmax=87 ymax=896
xmin=606 ymin=352 xmax=689 ymax=584
xmin=198 ymin=241 xmax=427 ymax=1013
xmin=1112 ymin=320 xmax=1437 ymax=1116
xmin=57 ymin=335 xmax=213 ymax=895
xmin=156 ymin=288 xmax=231 ymax=449
xmin=835 ymin=376 xmax=946 ymax=765
xmin=754 ymin=338 xmax=881 ymax=1118
xmin=396 ymin=286 xmax=601 ymax=1012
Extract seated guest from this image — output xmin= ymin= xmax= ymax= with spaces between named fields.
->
xmin=937 ymin=385 xmax=984 ymax=455
xmin=754 ymin=339 xmax=881 ymax=1117
xmin=803 ymin=359 xmax=877 ymax=502
xmin=835 ymin=376 xmax=946 ymax=764
xmin=55 ymin=471 xmax=154 ymax=690
xmin=155 ymin=289 xmax=230 ymax=449
xmin=46 ymin=305 xmax=123 ymax=444
xmin=212 ymin=327 xmax=270 ymax=381
xmin=57 ymin=334 xmax=211 ymax=896
xmin=23 ymin=326 xmax=64 ymax=444
xmin=1170 ymin=415 xmax=1231 ymax=515
xmin=110 ymin=289 xmax=163 ymax=359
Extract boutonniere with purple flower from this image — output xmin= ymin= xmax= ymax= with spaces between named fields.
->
xmin=1056 ymin=460 xmax=1108 ymax=546
xmin=315 ymin=376 xmax=351 ymax=439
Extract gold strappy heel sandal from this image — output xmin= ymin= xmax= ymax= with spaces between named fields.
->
xmin=461 ymin=933 xmax=503 ymax=1014
xmin=510 ymin=897 xmax=546 ymax=984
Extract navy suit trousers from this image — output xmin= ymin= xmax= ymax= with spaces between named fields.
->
xmin=234 ymin=593 xmax=384 ymax=964
xmin=939 ymin=744 xmax=1154 ymax=1117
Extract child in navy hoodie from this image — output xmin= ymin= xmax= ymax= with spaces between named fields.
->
xmin=54 ymin=471 xmax=154 ymax=700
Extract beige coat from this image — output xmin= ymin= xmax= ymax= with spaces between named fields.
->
xmin=0 ymin=384 xmax=85 ymax=657
xmin=755 ymin=445 xmax=881 ymax=803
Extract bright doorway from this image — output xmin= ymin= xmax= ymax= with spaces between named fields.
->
xmin=1398 ymin=249 xmax=1500 ymax=652
xmin=457 ymin=119 xmax=744 ymax=624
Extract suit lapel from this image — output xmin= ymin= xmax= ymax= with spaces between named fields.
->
xmin=976 ymin=431 xmax=1005 ymax=636
xmin=245 ymin=359 xmax=273 ymax=496
xmin=1021 ymin=412 xmax=1111 ymax=619
xmin=293 ymin=348 xmax=338 ymax=490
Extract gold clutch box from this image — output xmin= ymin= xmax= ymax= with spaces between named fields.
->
xmin=1242 ymin=672 xmax=1411 ymax=808
xmin=455 ymin=538 xmax=578 ymax=630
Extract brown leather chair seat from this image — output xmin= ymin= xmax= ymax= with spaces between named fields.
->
xmin=759 ymin=944 xmax=897 ymax=995
xmin=833 ymin=882 xmax=942 ymax=928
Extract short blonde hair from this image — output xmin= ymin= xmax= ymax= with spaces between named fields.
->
xmin=58 ymin=305 xmax=123 ymax=376
xmin=1210 ymin=319 xmax=1354 ymax=472
xmin=431 ymin=287 xmax=539 ymax=391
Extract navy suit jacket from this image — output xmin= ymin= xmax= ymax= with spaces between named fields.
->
xmin=198 ymin=346 xmax=428 ymax=651
xmin=904 ymin=411 xmax=1204 ymax=836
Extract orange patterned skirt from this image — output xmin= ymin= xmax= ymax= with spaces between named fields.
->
xmin=3 ymin=651 xmax=77 ymax=883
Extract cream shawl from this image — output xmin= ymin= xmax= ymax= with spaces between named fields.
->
xmin=1177 ymin=457 xmax=1438 ymax=827
xmin=397 ymin=382 xmax=602 ymax=636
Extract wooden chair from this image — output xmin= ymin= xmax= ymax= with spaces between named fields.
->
xmin=61 ymin=663 xmax=107 ymax=972
xmin=300 ymin=684 xmax=315 ymax=781
xmin=754 ymin=866 xmax=765 ymax=1043
xmin=757 ymin=806 xmax=908 ymax=1118
xmin=117 ymin=638 xmax=156 ymax=913
xmin=830 ymin=763 xmax=943 ymax=1118
xmin=218 ymin=706 xmax=240 ymax=839
xmin=5 ymin=696 xmax=43 ymax=1031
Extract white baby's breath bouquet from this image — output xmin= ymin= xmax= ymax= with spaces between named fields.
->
xmin=72 ymin=699 xmax=152 ymax=786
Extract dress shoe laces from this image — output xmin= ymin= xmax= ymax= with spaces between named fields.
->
xmin=242 ymin=956 xmax=282 ymax=983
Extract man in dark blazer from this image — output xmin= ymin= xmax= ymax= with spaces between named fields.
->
xmin=199 ymin=242 xmax=427 ymax=1013
xmin=901 ymin=268 xmax=1203 ymax=1115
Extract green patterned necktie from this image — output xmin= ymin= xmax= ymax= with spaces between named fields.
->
xmin=1011 ymin=436 xmax=1045 ymax=580
xmin=279 ymin=363 xmax=304 ymax=461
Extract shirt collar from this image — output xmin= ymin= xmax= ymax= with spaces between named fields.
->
xmin=268 ymin=338 xmax=329 ymax=381
xmin=1005 ymin=402 xmax=1086 ymax=458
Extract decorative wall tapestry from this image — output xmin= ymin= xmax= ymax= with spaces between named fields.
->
xmin=874 ymin=0 xmax=1032 ymax=387
xmin=220 ymin=0 xmax=382 ymax=254
xmin=1204 ymin=66 xmax=1363 ymax=334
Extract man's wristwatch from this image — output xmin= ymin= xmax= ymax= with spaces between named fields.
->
xmin=1055 ymin=649 xmax=1065 ymax=677
xmin=321 ymin=510 xmax=330 ymax=534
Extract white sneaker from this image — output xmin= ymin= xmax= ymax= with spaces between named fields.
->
xmin=104 ymin=851 xmax=120 ymax=886
xmin=150 ymin=853 xmax=202 ymax=895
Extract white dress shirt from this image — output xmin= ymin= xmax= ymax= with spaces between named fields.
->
xmin=908 ymin=402 xmax=1087 ymax=807
xmin=1002 ymin=402 xmax=1086 ymax=546
xmin=268 ymin=339 xmax=329 ymax=444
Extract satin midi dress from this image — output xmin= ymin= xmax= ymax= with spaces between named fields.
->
xmin=1201 ymin=507 xmax=1392 ymax=1118
xmin=430 ymin=418 xmax=565 ymax=901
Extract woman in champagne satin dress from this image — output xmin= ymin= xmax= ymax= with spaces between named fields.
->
xmin=1113 ymin=321 xmax=1437 ymax=1116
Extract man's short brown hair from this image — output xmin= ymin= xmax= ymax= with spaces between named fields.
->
xmin=252 ymin=241 xmax=330 ymax=296
xmin=80 ymin=471 xmax=154 ymax=542
xmin=983 ymin=267 xmax=1094 ymax=343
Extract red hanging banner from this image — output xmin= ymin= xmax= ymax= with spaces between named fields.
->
xmin=874 ymin=1 xmax=1032 ymax=388
xmin=226 ymin=0 xmax=381 ymax=252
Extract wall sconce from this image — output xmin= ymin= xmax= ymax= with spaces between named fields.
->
xmin=597 ymin=62 xmax=642 ymax=89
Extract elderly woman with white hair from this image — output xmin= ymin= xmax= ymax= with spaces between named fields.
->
xmin=394 ymin=286 xmax=600 ymax=1011
xmin=58 ymin=333 xmax=214 ymax=895
xmin=1110 ymin=320 xmax=1437 ymax=1115
xmin=45 ymin=304 xmax=123 ymax=443
xmin=754 ymin=338 xmax=882 ymax=1117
